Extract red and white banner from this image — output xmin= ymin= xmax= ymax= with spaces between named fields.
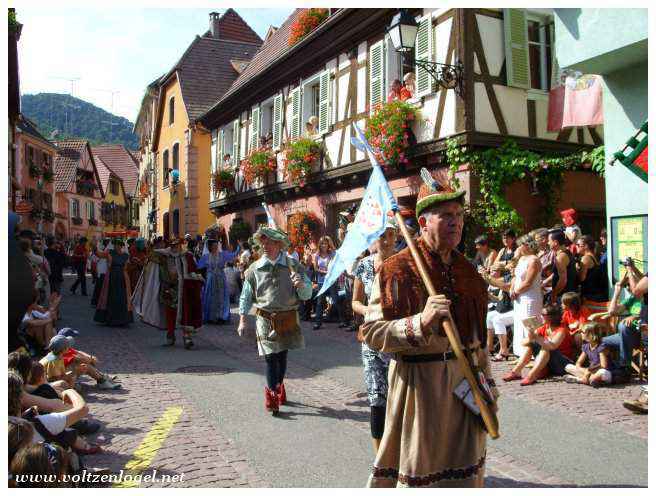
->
xmin=548 ymin=74 xmax=604 ymax=132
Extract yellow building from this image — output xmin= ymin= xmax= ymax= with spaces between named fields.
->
xmin=149 ymin=9 xmax=261 ymax=239
xmin=93 ymin=154 xmax=130 ymax=232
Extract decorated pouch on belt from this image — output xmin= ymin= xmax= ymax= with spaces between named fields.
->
xmin=269 ymin=310 xmax=299 ymax=336
xmin=453 ymin=370 xmax=495 ymax=432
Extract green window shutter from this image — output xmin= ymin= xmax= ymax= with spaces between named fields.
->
xmin=232 ymin=119 xmax=240 ymax=166
xmin=217 ymin=129 xmax=224 ymax=169
xmin=250 ymin=106 xmax=260 ymax=151
xmin=318 ymin=70 xmax=331 ymax=135
xmin=415 ymin=15 xmax=433 ymax=97
xmin=369 ymin=39 xmax=385 ymax=110
xmin=549 ymin=23 xmax=560 ymax=89
xmin=503 ymin=9 xmax=530 ymax=89
xmin=290 ymin=87 xmax=301 ymax=140
xmin=272 ymin=94 xmax=283 ymax=149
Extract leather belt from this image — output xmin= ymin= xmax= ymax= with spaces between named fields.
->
xmin=401 ymin=346 xmax=480 ymax=363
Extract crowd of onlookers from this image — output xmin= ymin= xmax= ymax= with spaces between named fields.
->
xmin=472 ymin=215 xmax=647 ymax=414
xmin=9 ymin=216 xmax=121 ymax=487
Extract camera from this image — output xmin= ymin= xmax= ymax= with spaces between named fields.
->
xmin=619 ymin=257 xmax=633 ymax=267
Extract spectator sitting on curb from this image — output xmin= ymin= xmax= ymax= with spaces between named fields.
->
xmin=503 ymin=304 xmax=575 ymax=386
xmin=21 ymin=290 xmax=58 ymax=353
xmin=564 ymin=322 xmax=627 ymax=386
xmin=560 ymin=292 xmax=591 ymax=351
xmin=9 ymin=370 xmax=101 ymax=455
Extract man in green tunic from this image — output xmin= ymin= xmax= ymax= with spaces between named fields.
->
xmin=238 ymin=227 xmax=313 ymax=415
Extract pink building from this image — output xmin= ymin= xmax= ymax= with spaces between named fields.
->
xmin=53 ymin=140 xmax=105 ymax=241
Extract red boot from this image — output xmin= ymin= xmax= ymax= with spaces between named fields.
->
xmin=265 ymin=387 xmax=279 ymax=415
xmin=277 ymin=383 xmax=287 ymax=405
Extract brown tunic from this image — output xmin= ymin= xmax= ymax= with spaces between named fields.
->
xmin=360 ymin=239 xmax=498 ymax=488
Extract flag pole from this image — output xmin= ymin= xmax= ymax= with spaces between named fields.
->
xmin=394 ymin=210 xmax=500 ymax=439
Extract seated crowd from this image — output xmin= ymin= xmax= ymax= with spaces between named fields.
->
xmin=9 ymin=225 xmax=121 ymax=487
xmin=473 ymin=210 xmax=647 ymax=413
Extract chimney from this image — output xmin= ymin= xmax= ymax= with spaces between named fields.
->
xmin=209 ymin=12 xmax=221 ymax=38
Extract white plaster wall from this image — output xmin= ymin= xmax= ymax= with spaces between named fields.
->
xmin=494 ymin=85 xmax=529 ymax=136
xmin=476 ymin=15 xmax=505 ymax=77
xmin=435 ymin=17 xmax=453 ymax=65
xmin=474 ymin=82 xmax=499 ymax=134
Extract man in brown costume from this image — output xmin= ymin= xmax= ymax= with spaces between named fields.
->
xmin=360 ymin=169 xmax=499 ymax=488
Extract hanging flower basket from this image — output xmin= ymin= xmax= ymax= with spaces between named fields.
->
xmin=365 ymin=100 xmax=418 ymax=170
xmin=229 ymin=220 xmax=252 ymax=243
xmin=241 ymin=148 xmax=277 ymax=186
xmin=287 ymin=211 xmax=322 ymax=250
xmin=76 ymin=179 xmax=96 ymax=196
xmin=42 ymin=166 xmax=54 ymax=182
xmin=283 ymin=138 xmax=321 ymax=187
xmin=288 ymin=8 xmax=329 ymax=46
xmin=29 ymin=163 xmax=42 ymax=179
xmin=212 ymin=169 xmax=235 ymax=194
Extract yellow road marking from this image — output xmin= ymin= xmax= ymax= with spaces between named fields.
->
xmin=113 ymin=406 xmax=183 ymax=488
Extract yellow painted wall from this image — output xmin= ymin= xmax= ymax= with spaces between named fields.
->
xmin=194 ymin=130 xmax=214 ymax=233
xmin=103 ymin=176 xmax=127 ymax=232
xmin=155 ymin=77 xmax=188 ymax=236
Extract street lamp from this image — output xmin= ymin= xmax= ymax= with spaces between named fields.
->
xmin=387 ymin=9 xmax=465 ymax=97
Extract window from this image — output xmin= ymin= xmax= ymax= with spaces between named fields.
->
xmin=87 ymin=201 xmax=95 ymax=220
xmin=527 ymin=17 xmax=552 ymax=90
xmin=25 ymin=145 xmax=35 ymax=166
xmin=110 ymin=179 xmax=119 ymax=195
xmin=261 ymin=100 xmax=275 ymax=142
xmin=43 ymin=153 xmax=52 ymax=168
xmin=172 ymin=209 xmax=180 ymax=237
xmin=71 ymin=199 xmax=80 ymax=219
xmin=311 ymin=84 xmax=320 ymax=118
xmin=169 ymin=97 xmax=175 ymax=125
xmin=162 ymin=150 xmax=169 ymax=186
xmin=172 ymin=143 xmax=179 ymax=170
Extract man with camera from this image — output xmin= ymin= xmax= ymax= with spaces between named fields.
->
xmin=600 ymin=258 xmax=648 ymax=413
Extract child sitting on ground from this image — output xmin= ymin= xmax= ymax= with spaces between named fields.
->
xmin=560 ymin=292 xmax=591 ymax=351
xmin=564 ymin=322 xmax=628 ymax=386
xmin=21 ymin=291 xmax=59 ymax=353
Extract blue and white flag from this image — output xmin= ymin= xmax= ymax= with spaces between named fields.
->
xmin=316 ymin=123 xmax=398 ymax=297
xmin=262 ymin=202 xmax=277 ymax=228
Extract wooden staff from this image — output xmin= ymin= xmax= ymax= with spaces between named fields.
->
xmin=395 ymin=211 xmax=500 ymax=439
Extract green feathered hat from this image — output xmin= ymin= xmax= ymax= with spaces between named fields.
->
xmin=415 ymin=167 xmax=466 ymax=218
xmin=253 ymin=226 xmax=291 ymax=249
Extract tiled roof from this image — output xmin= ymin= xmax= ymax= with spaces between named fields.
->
xmin=17 ymin=115 xmax=56 ymax=149
xmin=175 ymin=36 xmax=261 ymax=122
xmin=91 ymin=144 xmax=139 ymax=197
xmin=92 ymin=154 xmax=113 ymax=196
xmin=211 ymin=8 xmax=262 ymax=45
xmin=217 ymin=9 xmax=302 ymax=104
xmin=53 ymin=139 xmax=88 ymax=192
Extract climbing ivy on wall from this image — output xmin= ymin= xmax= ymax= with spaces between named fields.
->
xmin=446 ymin=138 xmax=604 ymax=233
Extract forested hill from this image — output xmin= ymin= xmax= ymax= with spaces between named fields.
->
xmin=21 ymin=93 xmax=138 ymax=149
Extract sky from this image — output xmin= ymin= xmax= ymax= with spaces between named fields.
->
xmin=17 ymin=7 xmax=295 ymax=123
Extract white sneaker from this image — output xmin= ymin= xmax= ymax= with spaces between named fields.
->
xmin=563 ymin=375 xmax=580 ymax=384
xmin=97 ymin=378 xmax=121 ymax=390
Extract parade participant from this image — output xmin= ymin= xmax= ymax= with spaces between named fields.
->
xmin=352 ymin=216 xmax=398 ymax=453
xmin=179 ymin=238 xmax=204 ymax=348
xmin=90 ymin=239 xmax=109 ymax=307
xmin=93 ymin=239 xmax=133 ymax=326
xmin=44 ymin=238 xmax=66 ymax=296
xmin=238 ymin=226 xmax=312 ymax=415
xmin=360 ymin=169 xmax=497 ymax=488
xmin=126 ymin=237 xmax=148 ymax=291
xmin=69 ymin=237 xmax=88 ymax=296
xmin=197 ymin=239 xmax=239 ymax=324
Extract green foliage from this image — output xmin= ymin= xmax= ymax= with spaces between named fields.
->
xmin=229 ymin=220 xmax=252 ymax=243
xmin=365 ymin=100 xmax=418 ymax=168
xmin=8 ymin=10 xmax=17 ymax=32
xmin=284 ymin=137 xmax=321 ymax=186
xmin=446 ymin=138 xmax=605 ymax=232
xmin=21 ymin=93 xmax=138 ymax=149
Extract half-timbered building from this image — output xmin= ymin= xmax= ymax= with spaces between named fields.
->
xmin=200 ymin=8 xmax=606 ymax=241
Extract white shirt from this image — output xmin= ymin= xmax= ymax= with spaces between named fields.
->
xmin=96 ymin=257 xmax=108 ymax=275
xmin=30 ymin=412 xmax=68 ymax=444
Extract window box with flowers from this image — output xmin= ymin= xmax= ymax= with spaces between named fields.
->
xmin=72 ymin=217 xmax=83 ymax=226
xmin=283 ymin=138 xmax=321 ymax=187
xmin=365 ymin=100 xmax=418 ymax=171
xmin=28 ymin=163 xmax=42 ymax=179
xmin=287 ymin=211 xmax=322 ymax=251
xmin=76 ymin=179 xmax=96 ymax=196
xmin=288 ymin=8 xmax=329 ymax=46
xmin=212 ymin=168 xmax=235 ymax=195
xmin=241 ymin=148 xmax=277 ymax=187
